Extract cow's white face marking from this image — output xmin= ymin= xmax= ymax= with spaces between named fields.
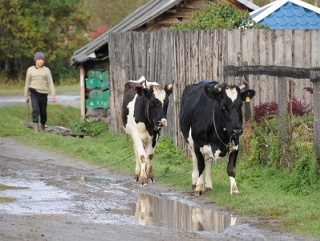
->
xmin=226 ymin=88 xmax=238 ymax=102
xmin=153 ymin=86 xmax=166 ymax=105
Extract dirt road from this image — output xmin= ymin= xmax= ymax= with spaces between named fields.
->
xmin=0 ymin=137 xmax=318 ymax=241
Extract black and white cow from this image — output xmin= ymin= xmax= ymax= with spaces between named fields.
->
xmin=122 ymin=77 xmax=173 ymax=186
xmin=179 ymin=80 xmax=255 ymax=196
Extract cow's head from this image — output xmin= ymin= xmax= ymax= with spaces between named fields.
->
xmin=204 ymin=83 xmax=255 ymax=137
xmin=136 ymin=83 xmax=173 ymax=129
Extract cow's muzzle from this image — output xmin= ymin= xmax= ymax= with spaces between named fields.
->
xmin=158 ymin=118 xmax=168 ymax=127
xmin=232 ymin=128 xmax=243 ymax=136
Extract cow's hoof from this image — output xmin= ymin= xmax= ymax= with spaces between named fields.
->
xmin=231 ymin=186 xmax=240 ymax=194
xmin=134 ymin=175 xmax=139 ymax=182
xmin=139 ymin=177 xmax=148 ymax=187
xmin=148 ymin=177 xmax=155 ymax=183
xmin=192 ymin=184 xmax=196 ymax=191
xmin=194 ymin=190 xmax=203 ymax=196
xmin=231 ymin=190 xmax=240 ymax=195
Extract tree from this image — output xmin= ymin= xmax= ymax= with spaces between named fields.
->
xmin=171 ymin=1 xmax=268 ymax=30
xmin=83 ymin=0 xmax=149 ymax=31
xmin=0 ymin=0 xmax=91 ymax=82
xmin=0 ymin=0 xmax=25 ymax=79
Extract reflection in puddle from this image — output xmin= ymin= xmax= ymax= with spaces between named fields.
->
xmin=112 ymin=194 xmax=243 ymax=232
xmin=0 ymin=183 xmax=28 ymax=203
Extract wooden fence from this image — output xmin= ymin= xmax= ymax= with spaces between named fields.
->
xmin=108 ymin=29 xmax=320 ymax=148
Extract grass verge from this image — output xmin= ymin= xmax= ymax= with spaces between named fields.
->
xmin=0 ymin=104 xmax=319 ymax=239
xmin=0 ymin=83 xmax=79 ymax=96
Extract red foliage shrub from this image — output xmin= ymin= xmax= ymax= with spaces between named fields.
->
xmin=288 ymin=97 xmax=306 ymax=116
xmin=253 ymin=97 xmax=307 ymax=122
xmin=253 ymin=102 xmax=278 ymax=122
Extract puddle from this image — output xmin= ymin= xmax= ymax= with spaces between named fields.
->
xmin=111 ymin=194 xmax=243 ymax=232
xmin=0 ymin=178 xmax=74 ymax=214
xmin=0 ymin=184 xmax=28 ymax=191
xmin=0 ymin=183 xmax=28 ymax=203
xmin=66 ymin=175 xmax=111 ymax=183
xmin=0 ymin=197 xmax=16 ymax=203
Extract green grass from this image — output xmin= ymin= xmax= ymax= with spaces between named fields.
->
xmin=0 ymin=82 xmax=79 ymax=96
xmin=0 ymin=103 xmax=319 ymax=239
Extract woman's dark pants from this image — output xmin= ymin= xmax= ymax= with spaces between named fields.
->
xmin=30 ymin=92 xmax=48 ymax=125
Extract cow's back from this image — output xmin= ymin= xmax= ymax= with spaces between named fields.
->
xmin=179 ymin=81 xmax=218 ymax=137
xmin=122 ymin=82 xmax=141 ymax=128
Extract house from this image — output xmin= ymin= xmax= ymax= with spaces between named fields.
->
xmin=70 ymin=0 xmax=259 ymax=118
xmin=250 ymin=0 xmax=320 ymax=29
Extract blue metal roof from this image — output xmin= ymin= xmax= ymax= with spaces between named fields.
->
xmin=250 ymin=0 xmax=320 ymax=29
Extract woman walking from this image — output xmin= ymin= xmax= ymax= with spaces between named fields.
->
xmin=24 ymin=52 xmax=56 ymax=132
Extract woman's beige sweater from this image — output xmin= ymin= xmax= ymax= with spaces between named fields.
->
xmin=24 ymin=66 xmax=55 ymax=96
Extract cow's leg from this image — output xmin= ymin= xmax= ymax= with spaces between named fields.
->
xmin=187 ymin=130 xmax=199 ymax=191
xmin=132 ymin=134 xmax=148 ymax=186
xmin=200 ymin=145 xmax=214 ymax=190
xmin=186 ymin=142 xmax=199 ymax=191
xmin=145 ymin=144 xmax=155 ymax=183
xmin=227 ymin=149 xmax=240 ymax=194
xmin=133 ymin=144 xmax=140 ymax=182
xmin=188 ymin=145 xmax=199 ymax=191
xmin=194 ymin=147 xmax=205 ymax=196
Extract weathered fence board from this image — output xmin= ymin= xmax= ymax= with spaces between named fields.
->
xmin=108 ymin=29 xmax=320 ymax=149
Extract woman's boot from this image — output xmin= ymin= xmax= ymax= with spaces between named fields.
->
xmin=33 ymin=123 xmax=39 ymax=133
xmin=40 ymin=124 xmax=46 ymax=131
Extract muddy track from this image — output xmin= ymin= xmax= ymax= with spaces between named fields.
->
xmin=0 ymin=137 xmax=318 ymax=241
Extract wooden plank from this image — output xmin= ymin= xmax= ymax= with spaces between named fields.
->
xmin=224 ymin=65 xmax=310 ymax=78
xmin=226 ymin=29 xmax=242 ymax=84
xmin=21 ymin=121 xmax=87 ymax=138
xmin=257 ymin=30 xmax=272 ymax=104
xmin=211 ymin=30 xmax=219 ymax=80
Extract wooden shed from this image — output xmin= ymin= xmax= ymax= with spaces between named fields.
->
xmin=70 ymin=0 xmax=259 ymax=119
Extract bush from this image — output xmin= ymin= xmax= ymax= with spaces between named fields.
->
xmin=284 ymin=155 xmax=318 ymax=195
xmin=170 ymin=1 xmax=268 ymax=30
xmin=253 ymin=102 xmax=278 ymax=122
xmin=71 ymin=118 xmax=108 ymax=137
xmin=253 ymin=97 xmax=307 ymax=123
xmin=288 ymin=97 xmax=306 ymax=116
xmin=242 ymin=113 xmax=318 ymax=192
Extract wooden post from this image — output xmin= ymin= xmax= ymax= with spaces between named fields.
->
xmin=80 ymin=66 xmax=86 ymax=119
xmin=241 ymin=62 xmax=251 ymax=123
xmin=310 ymin=68 xmax=320 ymax=178
xmin=278 ymin=77 xmax=289 ymax=143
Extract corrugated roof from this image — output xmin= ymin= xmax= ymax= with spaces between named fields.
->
xmin=71 ymin=0 xmax=259 ymax=67
xmin=71 ymin=0 xmax=181 ymax=66
xmin=250 ymin=0 xmax=320 ymax=29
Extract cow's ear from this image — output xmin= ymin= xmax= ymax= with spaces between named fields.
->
xmin=204 ymin=85 xmax=220 ymax=99
xmin=135 ymin=85 xmax=144 ymax=96
xmin=165 ymin=84 xmax=173 ymax=96
xmin=136 ymin=85 xmax=153 ymax=98
xmin=142 ymin=88 xmax=153 ymax=99
xmin=240 ymin=89 xmax=256 ymax=102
